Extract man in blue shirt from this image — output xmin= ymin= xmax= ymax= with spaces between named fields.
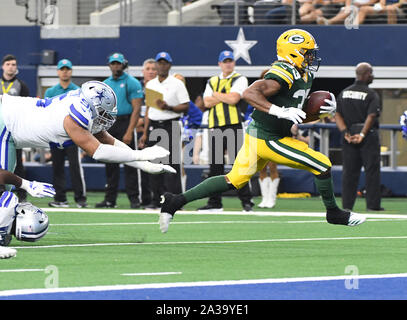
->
xmin=96 ymin=53 xmax=144 ymax=208
xmin=45 ymin=59 xmax=87 ymax=208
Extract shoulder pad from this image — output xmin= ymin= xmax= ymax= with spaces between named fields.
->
xmin=68 ymin=97 xmax=92 ymax=130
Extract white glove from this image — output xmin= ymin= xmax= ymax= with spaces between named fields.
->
xmin=130 ymin=161 xmax=177 ymax=174
xmin=269 ymin=104 xmax=306 ymax=124
xmin=133 ymin=145 xmax=170 ymax=161
xmin=20 ymin=179 xmax=56 ymax=198
xmin=320 ymin=92 xmax=336 ymax=116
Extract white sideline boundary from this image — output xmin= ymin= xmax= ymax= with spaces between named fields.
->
xmin=42 ymin=208 xmax=407 ymax=220
xmin=1 ymin=273 xmax=407 ymax=298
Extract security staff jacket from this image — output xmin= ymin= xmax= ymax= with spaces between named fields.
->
xmin=336 ymin=80 xmax=381 ymax=133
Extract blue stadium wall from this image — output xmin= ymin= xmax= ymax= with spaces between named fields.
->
xmin=1 ymin=25 xmax=406 ymax=94
xmin=1 ymin=25 xmax=406 ymax=196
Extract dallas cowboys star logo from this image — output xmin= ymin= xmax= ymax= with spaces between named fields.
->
xmin=225 ymin=28 xmax=258 ymax=65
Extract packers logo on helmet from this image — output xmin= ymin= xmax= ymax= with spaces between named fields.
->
xmin=276 ymin=29 xmax=321 ymax=72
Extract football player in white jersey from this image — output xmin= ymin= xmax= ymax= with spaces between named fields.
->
xmin=0 ymin=168 xmax=55 ymax=259
xmin=0 ymin=81 xmax=175 ymax=175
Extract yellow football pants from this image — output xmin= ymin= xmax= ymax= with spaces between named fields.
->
xmin=226 ymin=133 xmax=332 ymax=189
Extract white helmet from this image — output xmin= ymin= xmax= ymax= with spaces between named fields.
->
xmin=81 ymin=81 xmax=118 ymax=134
xmin=14 ymin=202 xmax=49 ymax=242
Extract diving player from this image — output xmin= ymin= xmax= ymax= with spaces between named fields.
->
xmin=159 ymin=29 xmax=366 ymax=233
xmin=0 ymin=81 xmax=175 ymax=176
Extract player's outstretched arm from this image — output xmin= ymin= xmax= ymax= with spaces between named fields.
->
xmin=0 ymin=169 xmax=55 ymax=198
xmin=64 ymin=116 xmax=170 ymax=163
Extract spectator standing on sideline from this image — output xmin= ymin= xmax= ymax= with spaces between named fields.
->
xmin=45 ymin=59 xmax=87 ymax=208
xmin=335 ymin=62 xmax=383 ymax=211
xmin=199 ymin=50 xmax=253 ymax=212
xmin=137 ymin=58 xmax=158 ymax=207
xmin=144 ymin=52 xmax=189 ymax=209
xmin=0 ymin=54 xmax=29 ymax=202
xmin=96 ymin=53 xmax=143 ymax=208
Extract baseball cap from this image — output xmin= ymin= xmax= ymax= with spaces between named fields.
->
xmin=218 ymin=50 xmax=234 ymax=62
xmin=108 ymin=52 xmax=125 ymax=64
xmin=155 ymin=52 xmax=173 ymax=63
xmin=57 ymin=59 xmax=72 ymax=70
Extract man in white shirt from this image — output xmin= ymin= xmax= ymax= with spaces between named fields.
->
xmin=198 ymin=50 xmax=253 ymax=212
xmin=144 ymin=52 xmax=190 ymax=209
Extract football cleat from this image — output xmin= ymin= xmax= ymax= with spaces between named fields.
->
xmin=0 ymin=246 xmax=16 ymax=259
xmin=347 ymin=212 xmax=367 ymax=227
xmin=159 ymin=193 xmax=186 ymax=233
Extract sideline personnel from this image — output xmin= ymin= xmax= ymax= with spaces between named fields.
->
xmin=45 ymin=59 xmax=87 ymax=208
xmin=335 ymin=62 xmax=383 ymax=211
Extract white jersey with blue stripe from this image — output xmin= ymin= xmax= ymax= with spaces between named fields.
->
xmin=0 ymin=191 xmax=18 ymax=237
xmin=1 ymin=90 xmax=94 ymax=149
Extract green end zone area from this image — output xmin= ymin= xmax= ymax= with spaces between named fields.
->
xmin=1 ymin=192 xmax=406 ymax=296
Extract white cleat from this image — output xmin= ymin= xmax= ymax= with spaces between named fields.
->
xmin=0 ymin=246 xmax=17 ymax=259
xmin=159 ymin=212 xmax=173 ymax=233
xmin=347 ymin=212 xmax=367 ymax=226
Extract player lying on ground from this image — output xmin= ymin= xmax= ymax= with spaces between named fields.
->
xmin=0 ymin=169 xmax=56 ymax=259
xmin=159 ymin=29 xmax=366 ymax=233
xmin=0 ymin=81 xmax=175 ymax=176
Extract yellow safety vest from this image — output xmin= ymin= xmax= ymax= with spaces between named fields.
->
xmin=207 ymin=73 xmax=244 ymax=128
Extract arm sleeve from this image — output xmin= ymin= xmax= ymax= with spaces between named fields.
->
xmin=230 ymin=76 xmax=248 ymax=96
xmin=367 ymin=91 xmax=381 ymax=116
xmin=128 ymin=77 xmax=144 ymax=100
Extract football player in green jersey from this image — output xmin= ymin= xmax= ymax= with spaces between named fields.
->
xmin=159 ymin=29 xmax=366 ymax=233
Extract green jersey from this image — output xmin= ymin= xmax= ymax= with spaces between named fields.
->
xmin=248 ymin=61 xmax=314 ymax=140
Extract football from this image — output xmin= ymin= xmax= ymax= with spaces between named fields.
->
xmin=303 ymin=90 xmax=332 ymax=123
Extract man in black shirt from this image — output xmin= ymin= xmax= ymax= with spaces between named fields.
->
xmin=1 ymin=54 xmax=30 ymax=202
xmin=335 ymin=62 xmax=383 ymax=211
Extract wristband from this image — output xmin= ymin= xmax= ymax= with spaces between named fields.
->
xmin=360 ymin=132 xmax=365 ymax=138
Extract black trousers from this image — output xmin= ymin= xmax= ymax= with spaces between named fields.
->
xmin=147 ymin=119 xmax=182 ymax=205
xmin=207 ymin=124 xmax=252 ymax=207
xmin=51 ymin=144 xmax=86 ymax=203
xmin=104 ymin=116 xmax=139 ymax=203
xmin=341 ymin=130 xmax=381 ymax=210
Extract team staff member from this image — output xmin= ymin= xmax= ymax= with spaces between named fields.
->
xmin=335 ymin=62 xmax=383 ymax=211
xmin=144 ymin=52 xmax=189 ymax=209
xmin=1 ymin=54 xmax=30 ymax=202
xmin=96 ymin=53 xmax=143 ymax=208
xmin=199 ymin=50 xmax=253 ymax=212
xmin=45 ymin=59 xmax=87 ymax=208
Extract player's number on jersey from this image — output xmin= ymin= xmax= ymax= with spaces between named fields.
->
xmin=293 ymin=89 xmax=310 ymax=109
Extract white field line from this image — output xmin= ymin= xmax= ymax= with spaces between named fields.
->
xmin=10 ymin=235 xmax=407 ymax=250
xmin=121 ymin=272 xmax=182 ymax=276
xmin=1 ymin=273 xmax=407 ymax=297
xmin=0 ymin=269 xmax=45 ymax=273
xmin=49 ymin=218 xmax=405 ymax=227
xmin=42 ymin=208 xmax=407 ymax=219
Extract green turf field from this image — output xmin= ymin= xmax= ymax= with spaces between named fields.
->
xmin=1 ymin=192 xmax=406 ymax=294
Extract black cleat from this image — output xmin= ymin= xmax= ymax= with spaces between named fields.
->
xmin=326 ymin=207 xmax=366 ymax=226
xmin=159 ymin=193 xmax=186 ymax=233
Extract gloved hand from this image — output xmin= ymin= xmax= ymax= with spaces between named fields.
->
xmin=269 ymin=105 xmax=306 ymax=124
xmin=131 ymin=161 xmax=177 ymax=174
xmin=20 ymin=180 xmax=56 ymax=198
xmin=400 ymin=111 xmax=407 ymax=140
xmin=320 ymin=92 xmax=336 ymax=116
xmin=134 ymin=145 xmax=170 ymax=161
